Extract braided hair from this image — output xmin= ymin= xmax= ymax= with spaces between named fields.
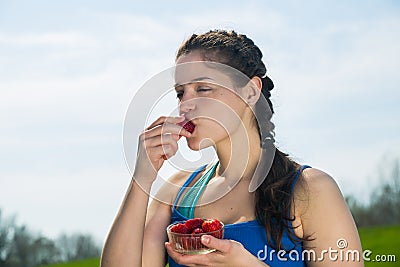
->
xmin=176 ymin=30 xmax=309 ymax=250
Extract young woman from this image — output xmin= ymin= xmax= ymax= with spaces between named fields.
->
xmin=101 ymin=30 xmax=363 ymax=267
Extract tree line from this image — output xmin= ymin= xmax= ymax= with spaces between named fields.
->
xmin=0 ymin=211 xmax=100 ymax=267
xmin=346 ymin=156 xmax=400 ymax=227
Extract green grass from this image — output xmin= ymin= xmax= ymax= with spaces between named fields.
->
xmin=39 ymin=258 xmax=100 ymax=267
xmin=39 ymin=257 xmax=170 ymax=267
xmin=359 ymin=224 xmax=399 ymax=266
xmin=41 ymin=225 xmax=399 ymax=267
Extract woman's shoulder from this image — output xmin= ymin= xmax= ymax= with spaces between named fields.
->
xmin=299 ymin=167 xmax=340 ymax=193
xmin=151 ymin=169 xmax=199 ymax=205
xmin=294 ymin=167 xmax=343 ymax=203
xmin=294 ymin=166 xmax=346 ymax=218
xmin=294 ymin=167 xmax=363 ymax=260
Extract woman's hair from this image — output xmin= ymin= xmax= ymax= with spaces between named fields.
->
xmin=176 ymin=29 xmax=308 ymax=250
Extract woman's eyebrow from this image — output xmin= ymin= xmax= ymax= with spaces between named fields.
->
xmin=174 ymin=77 xmax=214 ymax=88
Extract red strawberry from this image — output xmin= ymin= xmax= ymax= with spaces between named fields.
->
xmin=178 ymin=119 xmax=195 ymax=134
xmin=211 ymin=230 xmax=223 ymax=239
xmin=170 ymin=223 xmax=190 ymax=234
xmin=191 ymin=228 xmax=204 ymax=235
xmin=201 ymin=219 xmax=222 ymax=232
xmin=202 ymin=219 xmax=223 ymax=238
xmin=185 ymin=218 xmax=204 ymax=232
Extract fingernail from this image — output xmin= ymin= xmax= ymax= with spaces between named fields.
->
xmin=201 ymin=235 xmax=210 ymax=245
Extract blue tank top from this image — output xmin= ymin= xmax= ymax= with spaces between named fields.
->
xmin=168 ymin=164 xmax=312 ymax=267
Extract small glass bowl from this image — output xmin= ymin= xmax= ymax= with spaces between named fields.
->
xmin=166 ymin=221 xmax=224 ymax=254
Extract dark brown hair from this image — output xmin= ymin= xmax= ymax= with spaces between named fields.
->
xmin=176 ymin=29 xmax=307 ymax=250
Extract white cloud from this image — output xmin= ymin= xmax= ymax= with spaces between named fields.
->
xmin=0 ymin=32 xmax=96 ymax=46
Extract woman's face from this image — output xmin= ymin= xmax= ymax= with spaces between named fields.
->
xmin=175 ymin=51 xmax=250 ymax=150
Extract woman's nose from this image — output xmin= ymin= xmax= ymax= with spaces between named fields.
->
xmin=179 ymin=93 xmax=196 ymax=114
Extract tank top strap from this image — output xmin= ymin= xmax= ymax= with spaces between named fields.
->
xmin=291 ymin=165 xmax=312 ymax=192
xmin=172 ymin=165 xmax=207 ymax=208
xmin=179 ymin=161 xmax=219 ymax=218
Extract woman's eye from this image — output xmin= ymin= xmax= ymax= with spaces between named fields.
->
xmin=176 ymin=91 xmax=184 ymax=99
xmin=197 ymin=87 xmax=212 ymax=92
xmin=175 ymin=87 xmax=211 ymax=100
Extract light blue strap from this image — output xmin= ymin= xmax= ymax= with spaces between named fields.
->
xmin=173 ymin=165 xmax=207 ymax=209
xmin=187 ymin=162 xmax=219 ymax=218
xmin=177 ymin=161 xmax=219 ymax=218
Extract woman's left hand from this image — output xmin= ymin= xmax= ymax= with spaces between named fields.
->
xmin=165 ymin=235 xmax=269 ymax=267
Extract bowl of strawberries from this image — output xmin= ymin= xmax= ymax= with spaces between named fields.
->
xmin=166 ymin=218 xmax=224 ymax=254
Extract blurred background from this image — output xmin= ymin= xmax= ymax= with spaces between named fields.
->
xmin=0 ymin=0 xmax=399 ymax=266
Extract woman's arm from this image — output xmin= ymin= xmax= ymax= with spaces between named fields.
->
xmin=297 ymin=168 xmax=364 ymax=266
xmin=100 ymin=116 xmax=191 ymax=267
xmin=142 ymin=171 xmax=188 ymax=266
xmin=101 ymin=171 xmax=188 ymax=267
xmin=101 ymin=179 xmax=153 ymax=267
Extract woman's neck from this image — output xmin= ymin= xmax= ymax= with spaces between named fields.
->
xmin=214 ymin=120 xmax=261 ymax=182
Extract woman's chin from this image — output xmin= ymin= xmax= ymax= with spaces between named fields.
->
xmin=186 ymin=137 xmax=215 ymax=151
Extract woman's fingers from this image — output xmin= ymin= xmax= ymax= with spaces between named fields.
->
xmin=143 ymin=123 xmax=191 ymax=140
xmin=201 ymin=235 xmax=232 ymax=254
xmin=144 ymin=116 xmax=191 ymax=140
xmin=137 ymin=133 xmax=177 ymax=157
xmin=147 ymin=145 xmax=176 ymax=159
xmin=140 ymin=135 xmax=179 ymax=159
xmin=165 ymin=239 xmax=253 ymax=267
xmin=144 ymin=134 xmax=178 ymax=151
xmin=135 ymin=116 xmax=189 ymax=173
xmin=146 ymin=116 xmax=185 ymax=130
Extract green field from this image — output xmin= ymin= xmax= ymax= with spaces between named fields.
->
xmin=41 ymin=225 xmax=399 ymax=267
xmin=359 ymin=224 xmax=399 ymax=266
xmin=40 ymin=258 xmax=100 ymax=267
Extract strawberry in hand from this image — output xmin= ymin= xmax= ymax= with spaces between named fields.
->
xmin=162 ymin=118 xmax=195 ymax=160
xmin=178 ymin=119 xmax=195 ymax=134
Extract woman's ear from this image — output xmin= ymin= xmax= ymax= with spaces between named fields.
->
xmin=242 ymin=76 xmax=262 ymax=106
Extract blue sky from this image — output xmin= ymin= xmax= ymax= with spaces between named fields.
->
xmin=1 ymin=0 xmax=399 ymax=242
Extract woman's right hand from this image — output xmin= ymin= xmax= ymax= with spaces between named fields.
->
xmin=132 ymin=116 xmax=192 ymax=185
